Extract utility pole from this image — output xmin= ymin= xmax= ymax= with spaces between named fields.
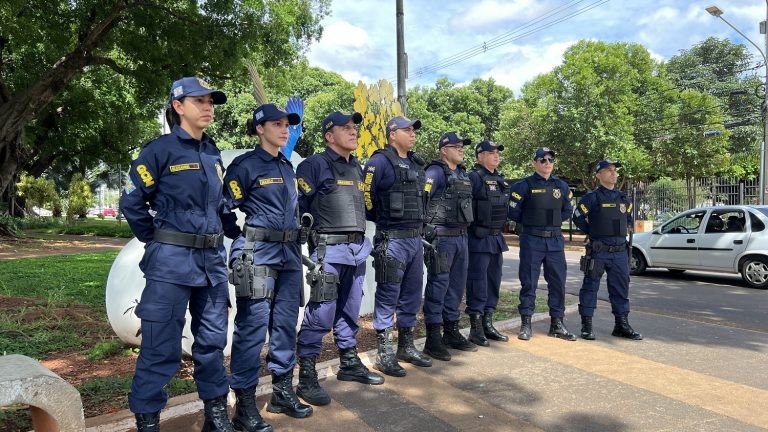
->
xmin=396 ymin=0 xmax=408 ymax=116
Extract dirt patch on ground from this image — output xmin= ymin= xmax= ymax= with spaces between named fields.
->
xmin=0 ymin=235 xmax=128 ymax=260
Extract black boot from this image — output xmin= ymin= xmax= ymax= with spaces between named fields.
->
xmin=296 ymin=356 xmax=330 ymax=406
xmin=518 ymin=315 xmax=532 ymax=341
xmin=548 ymin=317 xmax=577 ymax=341
xmin=468 ymin=314 xmax=490 ymax=347
xmin=423 ymin=323 xmax=451 ymax=361
xmin=396 ymin=327 xmax=433 ymax=367
xmin=374 ymin=327 xmax=406 ymax=377
xmin=202 ymin=395 xmax=235 ymax=432
xmin=267 ymin=372 xmax=313 ymax=418
xmin=612 ymin=315 xmax=643 ymax=340
xmin=337 ymin=346 xmax=385 ymax=385
xmin=483 ymin=312 xmax=509 ymax=342
xmin=442 ymin=320 xmax=478 ymax=352
xmin=135 ymin=412 xmax=160 ymax=432
xmin=580 ymin=315 xmax=595 ymax=340
xmin=232 ymin=386 xmax=273 ymax=432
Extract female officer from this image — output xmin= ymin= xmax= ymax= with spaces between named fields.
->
xmin=120 ymin=77 xmax=238 ymax=432
xmin=224 ymin=103 xmax=313 ymax=430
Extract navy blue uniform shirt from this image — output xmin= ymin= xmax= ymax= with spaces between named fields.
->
xmin=573 ymin=185 xmax=633 ymax=246
xmin=120 ymin=125 xmax=240 ymax=286
xmin=468 ymin=169 xmax=508 ymax=254
xmin=508 ymin=172 xmax=573 ymax=228
xmin=363 ymin=150 xmax=422 ymax=230
xmin=296 ymin=147 xmax=372 ymax=266
xmin=224 ymin=146 xmax=301 ymax=270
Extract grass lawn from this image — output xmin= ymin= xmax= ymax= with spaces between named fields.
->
xmin=25 ymin=218 xmax=134 ymax=238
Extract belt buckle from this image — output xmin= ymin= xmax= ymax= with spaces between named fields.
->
xmin=206 ymin=233 xmax=219 ymax=248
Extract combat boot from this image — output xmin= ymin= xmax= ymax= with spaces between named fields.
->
xmin=442 ymin=320 xmax=478 ymax=352
xmin=296 ymin=356 xmax=330 ymax=406
xmin=374 ymin=327 xmax=406 ymax=377
xmin=423 ymin=323 xmax=451 ymax=361
xmin=483 ymin=312 xmax=509 ymax=342
xmin=337 ymin=346 xmax=384 ymax=384
xmin=612 ymin=315 xmax=643 ymax=340
xmin=232 ymin=386 xmax=272 ymax=432
xmin=548 ymin=317 xmax=577 ymax=341
xmin=467 ymin=314 xmax=489 ymax=347
xmin=202 ymin=395 xmax=235 ymax=432
xmin=518 ymin=315 xmax=532 ymax=341
xmin=134 ymin=412 xmax=160 ymax=432
xmin=396 ymin=327 xmax=433 ymax=367
xmin=267 ymin=372 xmax=313 ymax=418
xmin=580 ymin=315 xmax=595 ymax=340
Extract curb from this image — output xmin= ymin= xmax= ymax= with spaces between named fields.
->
xmin=85 ymin=305 xmax=579 ymax=431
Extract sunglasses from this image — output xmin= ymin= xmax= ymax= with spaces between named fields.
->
xmin=443 ymin=144 xmax=465 ymax=151
xmin=537 ymin=157 xmax=555 ymax=164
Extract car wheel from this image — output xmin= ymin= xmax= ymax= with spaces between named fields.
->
xmin=630 ymin=248 xmax=646 ymax=275
xmin=668 ymin=269 xmax=686 ymax=274
xmin=740 ymin=257 xmax=768 ymax=289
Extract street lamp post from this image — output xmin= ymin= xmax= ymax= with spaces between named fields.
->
xmin=706 ymin=4 xmax=768 ymax=205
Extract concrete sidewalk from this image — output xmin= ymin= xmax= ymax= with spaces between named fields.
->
xmin=85 ymin=306 xmax=768 ymax=432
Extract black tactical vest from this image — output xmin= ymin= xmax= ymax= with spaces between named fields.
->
xmin=588 ymin=188 xmax=628 ymax=237
xmin=425 ymin=160 xmax=474 ymax=226
xmin=310 ymin=151 xmax=367 ymax=233
xmin=521 ymin=176 xmax=564 ymax=227
xmin=375 ymin=146 xmax=426 ymax=224
xmin=470 ymin=165 xmax=509 ymax=230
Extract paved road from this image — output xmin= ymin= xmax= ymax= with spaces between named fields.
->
xmin=87 ymin=247 xmax=768 ymax=431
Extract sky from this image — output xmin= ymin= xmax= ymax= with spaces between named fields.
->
xmin=305 ymin=0 xmax=767 ymax=94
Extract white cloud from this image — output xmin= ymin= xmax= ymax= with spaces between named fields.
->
xmin=483 ymin=40 xmax=575 ymax=94
xmin=450 ymin=0 xmax=553 ymax=29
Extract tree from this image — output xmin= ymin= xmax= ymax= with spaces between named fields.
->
xmin=66 ymin=173 xmax=93 ymax=220
xmin=0 ymin=0 xmax=329 ymax=199
xmin=15 ymin=172 xmax=59 ymax=215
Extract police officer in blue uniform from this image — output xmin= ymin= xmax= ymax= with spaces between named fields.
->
xmin=465 ymin=141 xmax=510 ymax=346
xmin=121 ymin=77 xmax=237 ymax=432
xmin=363 ymin=116 xmax=433 ymax=377
xmin=422 ymin=132 xmax=476 ymax=360
xmin=573 ymin=160 xmax=643 ymax=341
xmin=508 ymin=147 xmax=576 ymax=342
xmin=224 ymin=103 xmax=312 ymax=427
xmin=294 ymin=112 xmax=384 ymax=406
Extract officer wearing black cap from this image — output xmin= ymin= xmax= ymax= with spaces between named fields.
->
xmin=465 ymin=140 xmax=510 ymax=346
xmin=508 ymin=147 xmax=576 ymax=342
xmin=363 ymin=115 xmax=433 ymax=377
xmin=422 ymin=132 xmax=476 ymax=360
xmin=224 ymin=103 xmax=312 ymax=425
xmin=293 ymin=112 xmax=384 ymax=407
xmin=121 ymin=76 xmax=238 ymax=431
xmin=573 ymin=160 xmax=642 ymax=341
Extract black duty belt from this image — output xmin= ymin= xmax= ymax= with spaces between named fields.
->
xmin=315 ymin=232 xmax=365 ymax=245
xmin=521 ymin=227 xmax=562 ymax=238
xmin=376 ymin=228 xmax=422 ymax=239
xmin=153 ymin=229 xmax=225 ymax=249
xmin=590 ymin=241 xmax=627 ymax=253
xmin=435 ymin=227 xmax=467 ymax=237
xmin=244 ymin=226 xmax=299 ymax=243
xmin=472 ymin=226 xmax=503 ymax=236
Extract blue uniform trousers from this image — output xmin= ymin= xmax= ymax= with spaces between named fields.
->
xmin=518 ymin=234 xmax=567 ymax=317
xmin=578 ymin=251 xmax=631 ymax=317
xmin=128 ymin=280 xmax=229 ymax=414
xmin=229 ymin=268 xmax=301 ymax=389
xmin=465 ymin=251 xmax=503 ymax=314
xmin=373 ymin=236 xmax=423 ymax=330
xmin=423 ymin=234 xmax=468 ymax=324
xmin=297 ymin=261 xmax=366 ymax=357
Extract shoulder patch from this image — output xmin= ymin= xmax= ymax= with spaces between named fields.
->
xmin=298 ymin=178 xmax=312 ymax=193
xmin=511 ymin=191 xmax=522 ymax=200
xmin=579 ymin=203 xmax=589 ymax=214
xmin=229 ymin=180 xmax=243 ymax=200
xmin=136 ymin=164 xmax=155 ymax=187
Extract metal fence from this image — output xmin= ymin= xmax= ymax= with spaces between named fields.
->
xmin=629 ymin=177 xmax=760 ymax=224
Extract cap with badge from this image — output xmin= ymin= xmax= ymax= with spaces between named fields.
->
xmin=169 ymin=77 xmax=227 ymax=104
xmin=385 ymin=116 xmax=422 ymax=135
xmin=475 ymin=140 xmax=504 ymax=156
xmin=438 ymin=132 xmax=471 ymax=148
xmin=595 ymin=159 xmax=623 ymax=173
xmin=252 ymin=103 xmax=301 ymax=126
xmin=533 ymin=147 xmax=555 ymax=160
xmin=323 ymin=112 xmax=363 ymax=133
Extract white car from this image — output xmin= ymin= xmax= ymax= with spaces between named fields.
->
xmin=630 ymin=205 xmax=768 ymax=289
